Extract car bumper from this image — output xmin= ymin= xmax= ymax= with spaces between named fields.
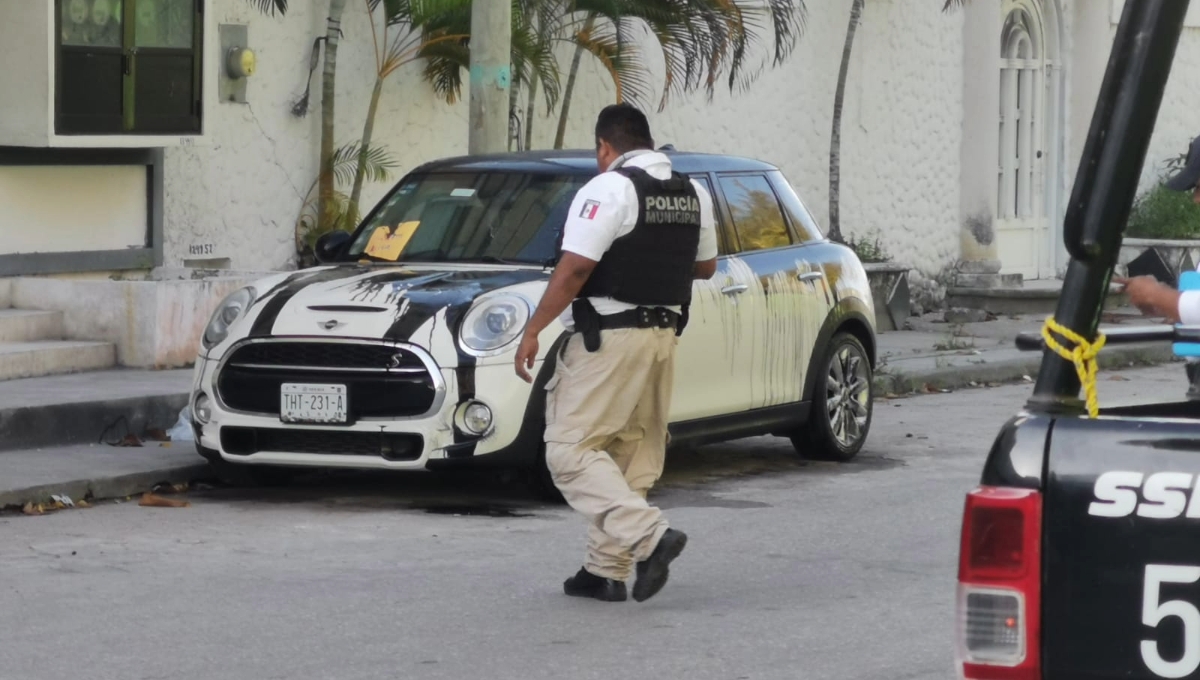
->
xmin=189 ymin=342 xmax=541 ymax=472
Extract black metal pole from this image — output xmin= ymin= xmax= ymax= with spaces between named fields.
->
xmin=1026 ymin=0 xmax=1191 ymax=415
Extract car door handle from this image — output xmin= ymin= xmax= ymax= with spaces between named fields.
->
xmin=721 ymin=284 xmax=748 ymax=295
xmin=798 ymin=271 xmax=824 ymax=282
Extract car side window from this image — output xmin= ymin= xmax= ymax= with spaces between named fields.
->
xmin=717 ymin=174 xmax=794 ymax=252
xmin=769 ymin=171 xmax=824 ymax=243
xmin=688 ymin=175 xmax=734 ymax=256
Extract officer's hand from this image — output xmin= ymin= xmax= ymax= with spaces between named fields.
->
xmin=515 ymin=331 xmax=538 ymax=383
xmin=1116 ymin=275 xmax=1179 ymax=319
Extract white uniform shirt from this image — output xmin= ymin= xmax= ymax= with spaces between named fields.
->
xmin=1181 ymin=289 xmax=1200 ymax=325
xmin=557 ymin=149 xmax=719 ymax=330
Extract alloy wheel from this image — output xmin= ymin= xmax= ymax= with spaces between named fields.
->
xmin=825 ymin=343 xmax=870 ymax=448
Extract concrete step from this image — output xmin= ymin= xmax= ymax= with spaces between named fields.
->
xmin=0 ymin=368 xmax=191 ymax=452
xmin=0 ymin=309 xmax=64 ymax=343
xmin=946 ymin=281 xmax=1127 ymax=316
xmin=0 ymin=340 xmax=117 ymax=382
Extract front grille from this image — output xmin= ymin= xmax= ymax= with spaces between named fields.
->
xmin=221 ymin=426 xmax=423 ymax=461
xmin=216 ymin=341 xmax=438 ymax=420
xmin=227 ymin=342 xmax=427 ymax=371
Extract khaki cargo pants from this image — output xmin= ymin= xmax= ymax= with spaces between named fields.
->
xmin=543 ymin=326 xmax=678 ymax=582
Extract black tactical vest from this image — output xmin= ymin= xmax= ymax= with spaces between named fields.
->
xmin=577 ymin=166 xmax=702 ymax=307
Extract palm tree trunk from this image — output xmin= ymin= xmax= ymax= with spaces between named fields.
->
xmin=525 ymin=77 xmax=538 ymax=150
xmin=555 ymin=14 xmax=596 ymax=150
xmin=349 ymin=75 xmax=384 ymax=219
xmin=509 ymin=74 xmax=522 ymax=151
xmin=318 ymin=0 xmax=348 ymax=233
xmin=828 ymin=0 xmax=863 ymax=245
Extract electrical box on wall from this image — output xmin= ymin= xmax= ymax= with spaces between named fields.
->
xmin=219 ymin=24 xmax=253 ymax=104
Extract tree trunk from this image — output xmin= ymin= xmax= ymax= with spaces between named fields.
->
xmin=525 ymin=77 xmax=538 ymax=150
xmin=555 ymin=14 xmax=595 ymax=150
xmin=318 ymin=0 xmax=348 ymax=233
xmin=468 ymin=0 xmax=512 ymax=154
xmin=349 ymin=75 xmax=384 ymax=220
xmin=509 ymin=74 xmax=521 ymax=151
xmin=828 ymin=0 xmax=863 ymax=244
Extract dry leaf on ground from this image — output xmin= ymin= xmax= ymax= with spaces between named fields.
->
xmin=139 ymin=493 xmax=190 ymax=508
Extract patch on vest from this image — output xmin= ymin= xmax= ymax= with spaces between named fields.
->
xmin=579 ymin=200 xmax=601 ymax=219
xmin=644 ymin=195 xmax=701 ymax=225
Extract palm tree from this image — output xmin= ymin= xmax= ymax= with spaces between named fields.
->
xmin=828 ymin=0 xmax=967 ymax=243
xmin=349 ymin=0 xmax=471 ymax=213
xmin=413 ymin=1 xmax=805 ymax=150
xmin=827 ymin=0 xmax=863 ymax=244
xmin=547 ymin=0 xmax=808 ymax=149
xmin=416 ymin=0 xmax=563 ymax=115
xmin=245 ymin=0 xmax=288 ymax=14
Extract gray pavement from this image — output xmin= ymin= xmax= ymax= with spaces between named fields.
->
xmin=0 ymin=363 xmax=1190 ymax=680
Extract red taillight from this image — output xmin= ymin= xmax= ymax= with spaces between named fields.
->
xmin=956 ymin=486 xmax=1041 ymax=680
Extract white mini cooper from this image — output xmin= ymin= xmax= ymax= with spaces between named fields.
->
xmin=189 ymin=150 xmax=878 ymax=498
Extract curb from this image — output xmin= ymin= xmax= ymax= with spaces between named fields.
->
xmin=0 ymin=393 xmax=190 ymax=453
xmin=874 ymin=343 xmax=1178 ymax=396
xmin=0 ymin=462 xmax=212 ymax=511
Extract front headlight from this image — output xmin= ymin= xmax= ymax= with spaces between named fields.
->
xmin=202 ymin=286 xmax=257 ymax=350
xmin=459 ymin=294 xmax=530 ymax=355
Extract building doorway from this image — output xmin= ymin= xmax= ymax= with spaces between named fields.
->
xmin=995 ymin=0 xmax=1063 ymax=281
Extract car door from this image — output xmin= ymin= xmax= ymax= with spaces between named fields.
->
xmin=665 ymin=174 xmax=748 ymax=422
xmin=712 ymin=171 xmax=833 ymax=412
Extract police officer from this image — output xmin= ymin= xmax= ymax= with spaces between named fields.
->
xmin=1117 ymin=134 xmax=1200 ymax=394
xmin=1119 ymin=134 xmax=1200 ymax=318
xmin=514 ymin=103 xmax=718 ymax=603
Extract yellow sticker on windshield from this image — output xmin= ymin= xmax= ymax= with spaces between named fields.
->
xmin=364 ymin=221 xmax=419 ymax=261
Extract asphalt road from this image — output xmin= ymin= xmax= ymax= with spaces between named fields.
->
xmin=0 ymin=363 xmax=1190 ymax=680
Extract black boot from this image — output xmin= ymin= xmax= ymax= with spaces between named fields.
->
xmin=563 ymin=567 xmax=627 ymax=602
xmin=632 ymin=528 xmax=688 ymax=602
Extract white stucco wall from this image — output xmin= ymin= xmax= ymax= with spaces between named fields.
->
xmin=161 ymin=0 xmax=967 ymax=281
xmin=1133 ymin=26 xmax=1200 ymax=195
xmin=0 ymin=1 xmax=50 ymax=146
xmin=157 ymin=0 xmax=1193 ymax=284
xmin=1065 ymin=1 xmax=1200 ymax=198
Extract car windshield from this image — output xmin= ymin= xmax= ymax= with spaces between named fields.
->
xmin=343 ymin=171 xmax=591 ymax=266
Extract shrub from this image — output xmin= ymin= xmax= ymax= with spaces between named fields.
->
xmin=1125 ymin=182 xmax=1200 ymax=240
xmin=844 ymin=232 xmax=892 ymax=263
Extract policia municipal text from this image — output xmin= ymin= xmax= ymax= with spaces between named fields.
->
xmin=514 ymin=104 xmax=719 ymax=603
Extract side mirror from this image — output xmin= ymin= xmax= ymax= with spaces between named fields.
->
xmin=314 ymin=230 xmax=352 ymax=264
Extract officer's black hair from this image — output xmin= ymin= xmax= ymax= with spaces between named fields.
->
xmin=594 ymin=103 xmax=655 ymax=154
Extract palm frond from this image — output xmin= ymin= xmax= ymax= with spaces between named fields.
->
xmin=572 ymin=20 xmax=654 ymax=110
xmin=245 ymin=0 xmax=287 ymax=16
xmin=716 ymin=0 xmax=806 ymax=97
xmin=942 ymin=0 xmax=968 ymax=12
xmin=327 ymin=141 xmax=399 ymax=187
xmin=511 ymin=0 xmax=563 ymax=113
xmin=418 ymin=39 xmax=470 ymax=103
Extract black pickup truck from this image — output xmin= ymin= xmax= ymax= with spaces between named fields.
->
xmin=953 ymin=2 xmax=1200 ymax=680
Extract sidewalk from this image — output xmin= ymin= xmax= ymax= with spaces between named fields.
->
xmin=0 ymin=307 xmax=1181 ymax=513
xmin=873 ymin=305 xmax=1177 ymax=395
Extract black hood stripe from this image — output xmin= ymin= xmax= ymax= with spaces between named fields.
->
xmin=249 ymin=266 xmax=372 ymax=337
xmin=381 ymin=270 xmax=548 ymax=343
xmin=247 ymin=265 xmax=549 ymax=342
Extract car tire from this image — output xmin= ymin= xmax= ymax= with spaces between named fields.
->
xmin=196 ymin=444 xmax=298 ymax=487
xmin=791 ymin=331 xmax=873 ymax=462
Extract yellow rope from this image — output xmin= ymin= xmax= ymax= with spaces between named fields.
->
xmin=1041 ymin=317 xmax=1107 ymax=418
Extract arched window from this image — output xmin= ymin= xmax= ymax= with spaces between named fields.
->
xmin=998 ymin=2 xmax=1045 ymax=223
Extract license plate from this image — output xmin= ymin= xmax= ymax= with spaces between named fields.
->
xmin=280 ymin=383 xmax=347 ymax=424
